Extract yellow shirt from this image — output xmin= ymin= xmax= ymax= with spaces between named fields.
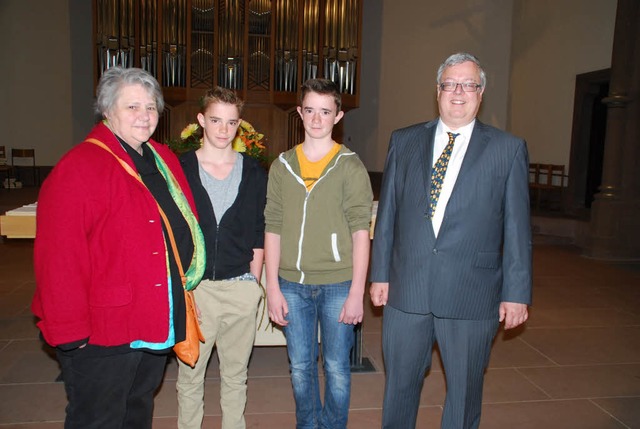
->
xmin=296 ymin=142 xmax=341 ymax=191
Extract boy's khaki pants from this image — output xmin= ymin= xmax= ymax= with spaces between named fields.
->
xmin=176 ymin=278 xmax=263 ymax=429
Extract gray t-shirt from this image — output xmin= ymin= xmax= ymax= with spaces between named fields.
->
xmin=198 ymin=152 xmax=243 ymax=221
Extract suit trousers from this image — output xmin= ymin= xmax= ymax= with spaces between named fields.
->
xmin=176 ymin=278 xmax=263 ymax=429
xmin=56 ymin=348 xmax=167 ymax=429
xmin=381 ymin=305 xmax=499 ymax=429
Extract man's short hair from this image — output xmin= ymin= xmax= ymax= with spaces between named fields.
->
xmin=437 ymin=52 xmax=487 ymax=89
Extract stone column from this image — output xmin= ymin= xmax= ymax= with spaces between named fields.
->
xmin=587 ymin=0 xmax=640 ymax=260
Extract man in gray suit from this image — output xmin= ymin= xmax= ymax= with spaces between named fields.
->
xmin=370 ymin=52 xmax=532 ymax=429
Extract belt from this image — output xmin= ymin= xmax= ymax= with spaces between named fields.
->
xmin=203 ymin=272 xmax=257 ymax=283
xmin=224 ymin=272 xmax=257 ymax=282
xmin=229 ymin=272 xmax=257 ymax=282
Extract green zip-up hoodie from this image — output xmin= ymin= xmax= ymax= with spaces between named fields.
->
xmin=265 ymin=144 xmax=373 ymax=285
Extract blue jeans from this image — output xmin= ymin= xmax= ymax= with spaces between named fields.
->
xmin=280 ymin=278 xmax=356 ymax=429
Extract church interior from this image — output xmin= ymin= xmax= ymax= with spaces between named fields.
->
xmin=0 ymin=0 xmax=638 ymax=427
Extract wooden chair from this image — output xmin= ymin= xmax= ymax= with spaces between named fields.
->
xmin=0 ymin=146 xmax=15 ymax=190
xmin=12 ymin=148 xmax=39 ymax=187
xmin=529 ymin=163 xmax=566 ymax=211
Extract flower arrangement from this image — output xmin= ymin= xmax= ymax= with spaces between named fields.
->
xmin=166 ymin=123 xmax=202 ymax=155
xmin=167 ymin=120 xmax=267 ymax=164
xmin=232 ymin=120 xmax=267 ymax=164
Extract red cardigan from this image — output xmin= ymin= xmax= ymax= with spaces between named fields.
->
xmin=32 ymin=123 xmax=198 ymax=347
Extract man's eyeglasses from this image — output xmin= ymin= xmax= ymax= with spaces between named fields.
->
xmin=439 ymin=82 xmax=482 ymax=93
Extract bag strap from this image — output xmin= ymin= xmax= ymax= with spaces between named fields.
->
xmin=85 ymin=138 xmax=187 ymax=289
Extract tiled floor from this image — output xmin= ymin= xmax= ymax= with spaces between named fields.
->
xmin=1 ymin=187 xmax=640 ymax=428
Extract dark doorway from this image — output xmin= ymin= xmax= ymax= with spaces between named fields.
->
xmin=584 ymin=81 xmax=609 ymax=208
xmin=567 ymin=69 xmax=610 ymax=215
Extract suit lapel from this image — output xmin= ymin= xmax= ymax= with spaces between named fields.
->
xmin=450 ymin=121 xmax=489 ymax=197
xmin=435 ymin=121 xmax=490 ymax=236
xmin=420 ymin=121 xmax=437 ymax=197
xmin=417 ymin=122 xmax=437 ymax=238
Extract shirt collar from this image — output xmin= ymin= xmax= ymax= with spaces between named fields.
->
xmin=436 ymin=118 xmax=476 ymax=142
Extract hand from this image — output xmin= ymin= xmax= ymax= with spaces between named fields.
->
xmin=499 ymin=302 xmax=529 ymax=329
xmin=370 ymin=282 xmax=389 ymax=307
xmin=267 ymin=285 xmax=289 ymax=327
xmin=339 ymin=292 xmax=364 ymax=325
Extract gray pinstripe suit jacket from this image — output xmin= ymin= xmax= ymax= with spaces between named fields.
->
xmin=370 ymin=119 xmax=532 ymax=320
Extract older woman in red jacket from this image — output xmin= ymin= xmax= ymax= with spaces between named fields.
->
xmin=32 ymin=67 xmax=205 ymax=429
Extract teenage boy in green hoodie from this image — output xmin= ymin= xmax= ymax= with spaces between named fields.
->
xmin=264 ymin=78 xmax=373 ymax=429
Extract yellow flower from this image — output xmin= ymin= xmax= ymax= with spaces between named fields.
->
xmin=239 ymin=120 xmax=255 ymax=133
xmin=181 ymin=123 xmax=199 ymax=140
xmin=167 ymin=123 xmax=202 ymax=155
xmin=232 ymin=137 xmax=247 ymax=153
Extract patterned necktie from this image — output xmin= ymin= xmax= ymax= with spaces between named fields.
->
xmin=429 ymin=132 xmax=459 ymax=219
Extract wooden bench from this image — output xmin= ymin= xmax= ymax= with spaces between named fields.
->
xmin=529 ymin=163 xmax=566 ymax=210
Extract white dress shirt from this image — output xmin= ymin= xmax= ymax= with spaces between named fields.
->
xmin=431 ymin=119 xmax=476 ymax=236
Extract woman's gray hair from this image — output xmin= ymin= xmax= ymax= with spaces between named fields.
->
xmin=95 ymin=67 xmax=164 ymax=117
xmin=436 ymin=52 xmax=487 ymax=89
